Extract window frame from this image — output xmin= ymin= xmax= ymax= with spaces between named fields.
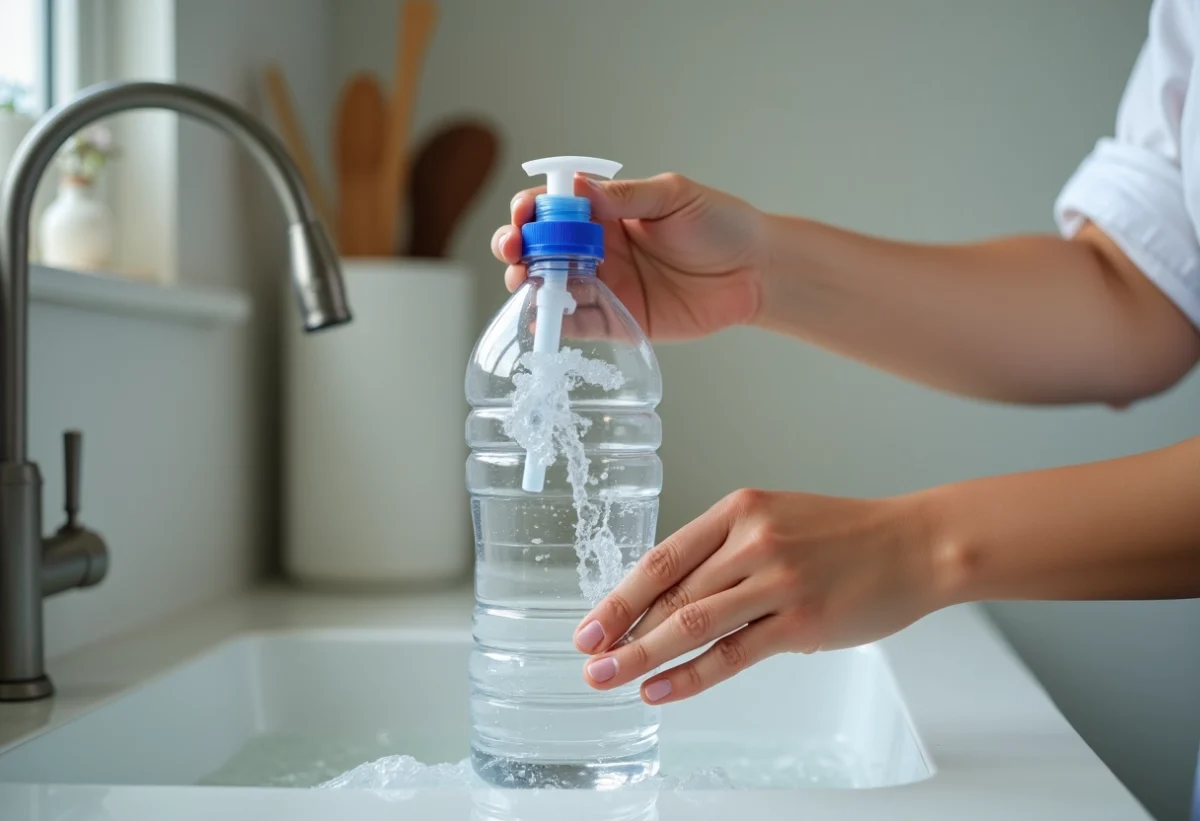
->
xmin=39 ymin=0 xmax=52 ymax=110
xmin=49 ymin=0 xmax=111 ymax=108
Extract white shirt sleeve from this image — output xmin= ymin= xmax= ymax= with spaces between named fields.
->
xmin=1054 ymin=0 xmax=1200 ymax=328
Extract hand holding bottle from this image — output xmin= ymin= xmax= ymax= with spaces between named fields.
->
xmin=569 ymin=489 xmax=939 ymax=704
xmin=486 ymin=160 xmax=1200 ymax=711
xmin=491 ymin=172 xmax=767 ymax=341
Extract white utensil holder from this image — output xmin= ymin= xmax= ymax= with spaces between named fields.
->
xmin=283 ymin=258 xmax=473 ymax=588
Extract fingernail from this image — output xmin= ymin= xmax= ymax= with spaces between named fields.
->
xmin=498 ymin=230 xmax=511 ymax=250
xmin=576 ymin=620 xmax=605 ymax=653
xmin=510 ymin=195 xmax=521 ymax=213
xmin=644 ymin=679 xmax=672 ymax=702
xmin=587 ymin=657 xmax=619 ymax=683
xmin=582 ymin=176 xmax=603 ymax=191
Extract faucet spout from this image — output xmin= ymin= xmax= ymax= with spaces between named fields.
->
xmin=0 ymin=80 xmax=351 ymax=463
xmin=0 ymin=81 xmax=351 ymax=701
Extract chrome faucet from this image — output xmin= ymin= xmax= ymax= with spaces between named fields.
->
xmin=0 ymin=81 xmax=351 ymax=701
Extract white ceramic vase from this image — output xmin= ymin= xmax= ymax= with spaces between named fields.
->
xmin=39 ymin=177 xmax=115 ymax=271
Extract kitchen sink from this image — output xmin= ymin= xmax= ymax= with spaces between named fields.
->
xmin=0 ymin=593 xmax=1151 ymax=820
xmin=0 ymin=629 xmax=929 ymax=789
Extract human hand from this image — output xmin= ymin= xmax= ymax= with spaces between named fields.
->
xmin=570 ymin=489 xmax=942 ymax=704
xmin=490 ymin=173 xmax=767 ymax=341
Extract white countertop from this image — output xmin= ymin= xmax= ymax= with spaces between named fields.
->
xmin=0 ymin=585 xmax=1152 ymax=820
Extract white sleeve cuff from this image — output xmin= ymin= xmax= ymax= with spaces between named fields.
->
xmin=1054 ymin=137 xmax=1200 ymax=329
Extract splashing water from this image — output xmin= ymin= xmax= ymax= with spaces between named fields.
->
xmin=503 ymin=348 xmax=627 ymax=603
xmin=321 ymin=755 xmax=478 ymax=791
xmin=319 ymin=756 xmax=737 ymax=792
xmin=315 ymin=744 xmax=863 ymax=793
xmin=201 ymin=733 xmax=869 ymax=791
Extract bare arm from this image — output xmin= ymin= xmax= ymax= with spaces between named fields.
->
xmin=756 ymin=217 xmax=1200 ymax=404
xmin=928 ymin=434 xmax=1200 ymax=604
xmin=569 ymin=436 xmax=1200 ymax=704
xmin=495 ymin=173 xmax=1199 ymax=404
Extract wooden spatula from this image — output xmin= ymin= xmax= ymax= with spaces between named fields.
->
xmin=381 ymin=0 xmax=439 ymax=253
xmin=261 ymin=64 xmax=334 ymax=233
xmin=335 ymin=73 xmax=387 ymax=256
xmin=406 ymin=121 xmax=499 ymax=257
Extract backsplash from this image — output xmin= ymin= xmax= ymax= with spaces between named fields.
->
xmin=33 ymin=0 xmax=332 ymax=658
xmin=33 ymin=299 xmax=257 ymax=658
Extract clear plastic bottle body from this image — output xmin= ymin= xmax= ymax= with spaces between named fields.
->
xmin=465 ymin=257 xmax=663 ymax=788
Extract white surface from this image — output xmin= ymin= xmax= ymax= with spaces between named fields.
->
xmin=0 ymin=588 xmax=1151 ymax=819
xmin=283 ymin=258 xmax=474 ymax=586
xmin=0 ymin=633 xmax=926 ymax=788
xmin=31 ymin=264 xmax=251 ymax=325
xmin=52 ymin=0 xmax=110 ymax=105
xmin=0 ymin=111 xmax=35 ymax=185
xmin=106 ymin=0 xmax=177 ymax=283
xmin=326 ymin=1 xmax=1200 ymax=815
xmin=31 ymin=295 xmax=259 ymax=660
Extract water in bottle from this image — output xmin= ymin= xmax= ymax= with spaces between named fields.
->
xmin=465 ymin=156 xmax=663 ymax=788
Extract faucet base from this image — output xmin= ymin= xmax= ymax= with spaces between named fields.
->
xmin=0 ymin=675 xmax=52 ymax=701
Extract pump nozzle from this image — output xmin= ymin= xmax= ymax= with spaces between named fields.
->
xmin=522 ymin=156 xmax=622 ymax=196
xmin=517 ymin=156 xmax=622 ymax=494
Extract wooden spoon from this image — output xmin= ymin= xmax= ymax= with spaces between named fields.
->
xmin=406 ymin=121 xmax=499 ymax=257
xmin=334 ymin=73 xmax=387 ymax=256
xmin=381 ymin=0 xmax=439 ymax=253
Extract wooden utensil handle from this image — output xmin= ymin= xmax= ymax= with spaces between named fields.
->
xmin=381 ymin=0 xmax=439 ymax=253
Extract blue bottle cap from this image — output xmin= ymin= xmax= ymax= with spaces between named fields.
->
xmin=518 ymin=157 xmax=623 ymax=262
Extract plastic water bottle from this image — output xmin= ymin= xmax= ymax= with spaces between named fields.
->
xmin=465 ymin=156 xmax=663 ymax=788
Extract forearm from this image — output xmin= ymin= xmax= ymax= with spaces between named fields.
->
xmin=922 ymin=435 xmax=1200 ymax=603
xmin=755 ymin=215 xmax=1200 ymax=404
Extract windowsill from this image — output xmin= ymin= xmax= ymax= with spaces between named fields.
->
xmin=31 ymin=265 xmax=252 ymax=326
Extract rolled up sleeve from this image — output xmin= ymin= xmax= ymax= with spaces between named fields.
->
xmin=1054 ymin=0 xmax=1200 ymax=329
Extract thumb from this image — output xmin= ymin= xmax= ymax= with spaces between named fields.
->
xmin=580 ymin=172 xmax=699 ymax=222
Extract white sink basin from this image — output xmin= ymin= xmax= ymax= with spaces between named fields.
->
xmin=0 ymin=629 xmax=927 ymax=789
xmin=0 ymin=591 xmax=1152 ymax=819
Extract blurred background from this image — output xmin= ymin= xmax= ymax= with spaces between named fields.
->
xmin=3 ymin=0 xmax=1196 ymax=817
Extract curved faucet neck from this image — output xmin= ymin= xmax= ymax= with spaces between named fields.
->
xmin=0 ymin=81 xmax=345 ymax=464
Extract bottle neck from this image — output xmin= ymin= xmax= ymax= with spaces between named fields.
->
xmin=534 ymin=195 xmax=590 ymax=222
xmin=525 ymin=256 xmax=599 ymax=279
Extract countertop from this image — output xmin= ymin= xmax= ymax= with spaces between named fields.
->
xmin=0 ymin=585 xmax=476 ymax=751
xmin=0 ymin=585 xmax=1153 ymax=821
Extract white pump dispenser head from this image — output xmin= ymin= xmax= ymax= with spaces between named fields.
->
xmin=517 ymin=156 xmax=622 ymax=494
xmin=522 ymin=156 xmax=622 ymax=196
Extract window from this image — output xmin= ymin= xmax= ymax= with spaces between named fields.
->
xmin=0 ymin=0 xmax=110 ymax=115
xmin=3 ymin=0 xmax=174 ymax=282
xmin=0 ymin=0 xmax=50 ymax=113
